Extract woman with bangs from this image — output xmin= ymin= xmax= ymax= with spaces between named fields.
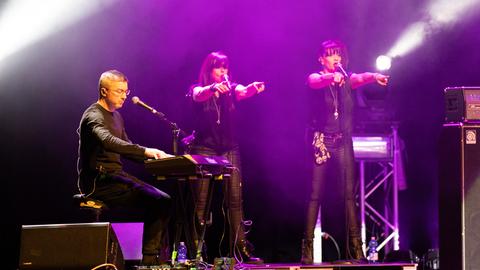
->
xmin=187 ymin=51 xmax=265 ymax=264
xmin=301 ymin=40 xmax=389 ymax=264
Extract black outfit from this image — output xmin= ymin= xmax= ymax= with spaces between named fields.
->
xmin=189 ymin=83 xmax=239 ymax=153
xmin=188 ymin=85 xmax=262 ymax=263
xmin=78 ymin=103 xmax=171 ymax=263
xmin=302 ymin=75 xmax=363 ymax=263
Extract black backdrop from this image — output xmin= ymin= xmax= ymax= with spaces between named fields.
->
xmin=1 ymin=0 xmax=480 ymax=268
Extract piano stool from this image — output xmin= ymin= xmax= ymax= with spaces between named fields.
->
xmin=72 ymin=193 xmax=108 ymax=222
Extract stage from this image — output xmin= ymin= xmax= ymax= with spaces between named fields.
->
xmin=134 ymin=262 xmax=417 ymax=270
xmin=247 ymin=263 xmax=417 ymax=270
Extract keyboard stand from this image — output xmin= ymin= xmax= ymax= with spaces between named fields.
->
xmin=172 ymin=178 xmax=196 ymax=263
xmin=171 ymin=174 xmax=227 ymax=265
xmin=145 ymin=155 xmax=232 ymax=264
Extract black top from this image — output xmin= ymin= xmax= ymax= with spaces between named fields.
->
xmin=189 ymin=83 xmax=239 ymax=153
xmin=307 ymin=73 xmax=354 ymax=135
xmin=78 ymin=103 xmax=145 ymax=192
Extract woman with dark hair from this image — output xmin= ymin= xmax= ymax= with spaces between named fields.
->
xmin=187 ymin=51 xmax=265 ymax=263
xmin=301 ymin=40 xmax=389 ymax=264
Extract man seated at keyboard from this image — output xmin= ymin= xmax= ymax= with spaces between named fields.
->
xmin=77 ymin=69 xmax=173 ymax=266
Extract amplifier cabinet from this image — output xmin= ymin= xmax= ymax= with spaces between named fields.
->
xmin=439 ymin=124 xmax=480 ymax=270
xmin=19 ymin=222 xmax=124 ymax=270
xmin=444 ymin=86 xmax=480 ymax=123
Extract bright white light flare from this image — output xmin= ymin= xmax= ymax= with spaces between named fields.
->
xmin=375 ymin=55 xmax=392 ymax=71
xmin=0 ymin=0 xmax=114 ymax=63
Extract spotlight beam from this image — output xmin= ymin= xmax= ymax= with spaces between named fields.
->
xmin=387 ymin=22 xmax=426 ymax=58
xmin=0 ymin=0 xmax=115 ymax=64
xmin=386 ymin=0 xmax=479 ymax=59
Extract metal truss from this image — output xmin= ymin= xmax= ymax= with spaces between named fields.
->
xmin=355 ymin=125 xmax=402 ymax=256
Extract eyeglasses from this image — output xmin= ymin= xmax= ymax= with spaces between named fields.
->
xmin=111 ymin=89 xmax=131 ymax=96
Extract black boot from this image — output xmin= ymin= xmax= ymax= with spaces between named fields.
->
xmin=352 ymin=245 xmax=365 ymax=260
xmin=237 ymin=240 xmax=264 ymax=264
xmin=301 ymin=238 xmax=313 ymax=264
xmin=350 ymin=237 xmax=367 ymax=262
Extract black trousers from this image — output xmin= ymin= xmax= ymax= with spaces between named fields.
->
xmin=190 ymin=145 xmax=247 ymax=253
xmin=89 ymin=171 xmax=172 ymax=256
xmin=304 ymin=135 xmax=362 ymax=260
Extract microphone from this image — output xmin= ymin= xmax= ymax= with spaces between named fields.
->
xmin=334 ymin=63 xmax=349 ymax=78
xmin=222 ymin=74 xmax=232 ymax=89
xmin=131 ymin=96 xmax=165 ymax=118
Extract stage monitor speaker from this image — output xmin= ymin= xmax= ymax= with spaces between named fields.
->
xmin=439 ymin=124 xmax=480 ymax=270
xmin=19 ymin=222 xmax=124 ymax=270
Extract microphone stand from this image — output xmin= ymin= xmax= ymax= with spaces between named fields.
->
xmin=151 ymin=112 xmax=193 ymax=156
xmin=132 ymin=96 xmax=195 ymax=154
xmin=170 ymin=121 xmax=180 ymax=156
xmin=151 ymin=111 xmax=198 ymax=264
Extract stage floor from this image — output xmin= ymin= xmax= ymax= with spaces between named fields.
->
xmin=238 ymin=263 xmax=417 ymax=270
xmin=134 ymin=262 xmax=417 ymax=270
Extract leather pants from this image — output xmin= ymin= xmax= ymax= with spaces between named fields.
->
xmin=191 ymin=146 xmax=247 ymax=253
xmin=303 ymin=135 xmax=363 ymax=260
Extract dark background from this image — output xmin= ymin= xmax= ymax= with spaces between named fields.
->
xmin=1 ymin=0 xmax=480 ymax=268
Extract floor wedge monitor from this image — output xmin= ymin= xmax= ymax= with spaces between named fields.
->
xmin=19 ymin=222 xmax=124 ymax=270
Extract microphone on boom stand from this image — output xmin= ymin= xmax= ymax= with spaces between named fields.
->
xmin=131 ymin=96 xmax=165 ymax=118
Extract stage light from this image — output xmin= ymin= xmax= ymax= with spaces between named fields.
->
xmin=0 ymin=0 xmax=115 ymax=65
xmin=375 ymin=55 xmax=392 ymax=71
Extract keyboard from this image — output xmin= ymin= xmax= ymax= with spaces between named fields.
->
xmin=145 ymin=154 xmax=233 ymax=179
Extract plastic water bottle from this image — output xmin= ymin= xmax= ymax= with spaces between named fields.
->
xmin=177 ymin=241 xmax=187 ymax=264
xmin=367 ymin=236 xmax=379 ymax=263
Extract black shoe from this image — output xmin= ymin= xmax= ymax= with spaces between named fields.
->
xmin=350 ymin=238 xmax=365 ymax=260
xmin=238 ymin=240 xmax=264 ymax=264
xmin=301 ymin=238 xmax=313 ymax=264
